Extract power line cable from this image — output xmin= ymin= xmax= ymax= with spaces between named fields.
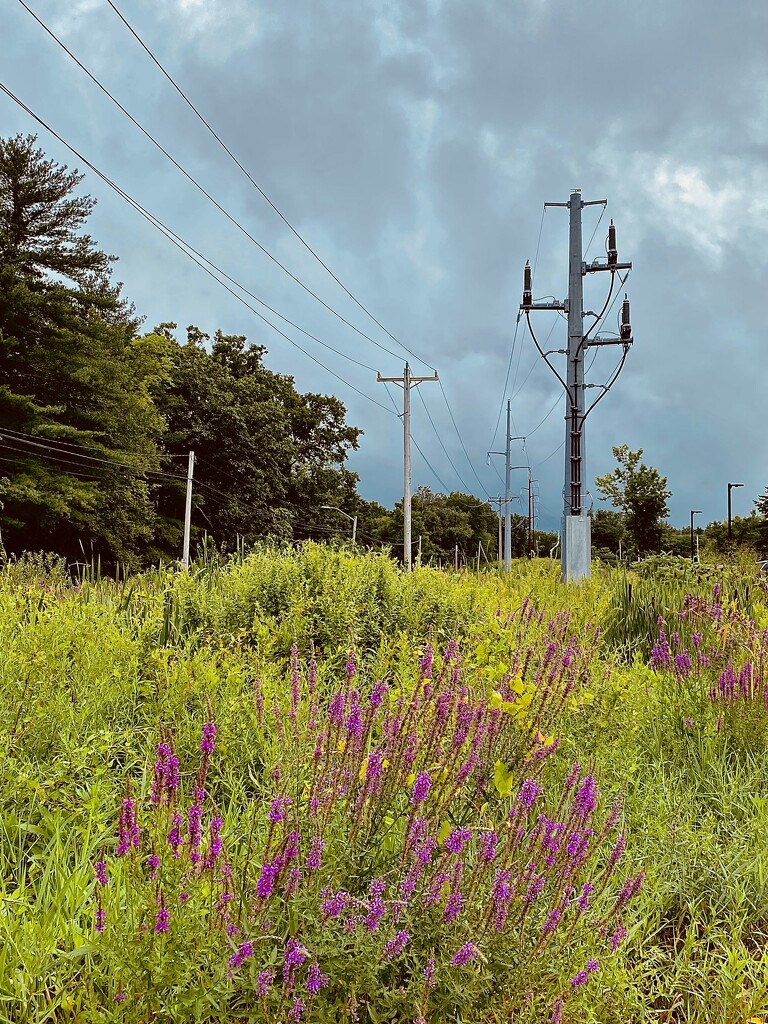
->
xmin=0 ymin=82 xmax=397 ymax=417
xmin=14 ymin=0 xmax=427 ymax=371
xmin=103 ymin=0 xmax=434 ymax=372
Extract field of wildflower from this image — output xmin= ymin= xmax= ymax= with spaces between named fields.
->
xmin=2 ymin=544 xmax=768 ymax=1023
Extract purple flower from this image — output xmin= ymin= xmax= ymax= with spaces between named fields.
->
xmin=257 ymin=861 xmax=281 ymax=899
xmin=205 ymin=816 xmax=224 ymax=869
xmin=411 ymin=772 xmax=432 ymax=804
xmin=419 ymin=644 xmax=434 ymax=679
xmin=451 ymin=942 xmax=479 ymax=966
xmin=369 ymin=680 xmax=387 ymax=709
xmin=306 ymin=961 xmax=328 ymax=994
xmin=365 ymin=750 xmax=383 ymax=787
xmin=200 ymin=720 xmax=216 ymax=755
xmin=570 ymin=969 xmax=589 ymax=987
xmin=564 ymin=763 xmax=581 ymax=792
xmin=154 ymin=906 xmax=169 ymax=934
xmin=573 ymin=775 xmax=598 ymax=819
xmin=94 ymin=905 xmax=106 ymax=933
xmin=491 ymin=869 xmax=513 ymax=930
xmin=168 ymin=813 xmax=183 ymax=858
xmin=321 ymin=889 xmax=350 ymax=919
xmin=288 ymin=998 xmax=305 ymax=1022
xmin=518 ymin=779 xmax=540 ymax=810
xmin=146 ymin=854 xmax=160 ymax=879
xmin=284 ymin=831 xmax=301 ymax=861
xmin=609 ymin=924 xmax=628 ymax=950
xmin=116 ymin=797 xmax=140 ymax=856
xmin=114 ymin=991 xmax=126 ymax=1004
xmin=541 ymin=908 xmax=562 ymax=936
xmin=269 ymin=797 xmax=290 ymax=823
xmin=94 ymin=860 xmax=107 ymax=886
xmin=383 ymin=930 xmax=409 ymax=959
xmin=445 ymin=827 xmax=472 ymax=854
xmin=187 ymin=801 xmax=203 ymax=864
xmin=345 ymin=653 xmax=356 ymax=681
xmin=442 ymin=890 xmax=462 ymax=922
xmin=480 ymin=831 xmax=498 ymax=862
xmin=576 ymin=882 xmax=594 ymax=912
xmin=306 ymin=834 xmax=324 ymax=871
xmin=551 ymin=998 xmax=564 ymax=1024
xmin=283 ymin=937 xmax=307 ymax=970
xmin=256 ymin=969 xmax=273 ymax=996
xmin=229 ymin=941 xmax=254 ymax=969
xmin=364 ymin=897 xmax=385 ymax=931
xmin=424 ymin=957 xmax=437 ymax=989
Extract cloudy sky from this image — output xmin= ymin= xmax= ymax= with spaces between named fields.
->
xmin=3 ymin=0 xmax=767 ymax=531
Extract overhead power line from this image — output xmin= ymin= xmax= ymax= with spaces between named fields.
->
xmin=0 ymin=81 xmax=397 ymax=417
xmin=14 ymin=0 xmax=421 ymax=370
xmin=16 ymin=0 xmax=490 ymax=506
xmin=103 ymin=0 xmax=433 ymax=373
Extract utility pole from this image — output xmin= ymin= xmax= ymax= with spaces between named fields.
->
xmin=488 ymin=408 xmax=525 ymax=572
xmin=182 ymin=450 xmax=195 ymax=569
xmin=727 ymin=482 xmax=743 ymax=546
xmin=377 ymin=363 xmax=439 ymax=571
xmin=521 ymin=190 xmax=633 ymax=581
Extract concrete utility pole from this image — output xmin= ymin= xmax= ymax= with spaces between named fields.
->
xmin=521 ymin=190 xmax=633 ymax=582
xmin=377 ymin=363 xmax=439 ymax=571
xmin=182 ymin=450 xmax=195 ymax=569
xmin=727 ymin=482 xmax=743 ymax=545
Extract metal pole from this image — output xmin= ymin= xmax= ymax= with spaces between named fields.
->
xmin=565 ymin=189 xmax=585 ymax=520
xmin=690 ymin=510 xmax=701 ymax=561
xmin=504 ymin=401 xmax=511 ymax=571
xmin=528 ymin=474 xmax=533 ymax=557
xmin=182 ymin=450 xmax=195 ymax=569
xmin=352 ymin=516 xmax=357 ymax=546
xmin=498 ymin=505 xmax=502 ymax=565
xmin=727 ymin=482 xmax=743 ymax=545
xmin=403 ymin=363 xmax=411 ymax=571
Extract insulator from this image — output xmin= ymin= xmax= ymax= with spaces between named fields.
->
xmin=620 ymin=294 xmax=631 ymax=341
xmin=523 ymin=261 xmax=532 ymax=307
xmin=607 ymin=219 xmax=618 ymax=267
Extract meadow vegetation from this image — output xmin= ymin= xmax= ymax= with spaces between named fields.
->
xmin=1 ymin=544 xmax=767 ymax=1023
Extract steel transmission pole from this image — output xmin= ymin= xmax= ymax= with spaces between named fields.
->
xmin=521 ymin=190 xmax=633 ymax=582
xmin=504 ymin=401 xmax=512 ymax=571
xmin=377 ymin=364 xmax=439 ymax=571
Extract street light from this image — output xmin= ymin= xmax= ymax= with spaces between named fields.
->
xmin=690 ymin=510 xmax=702 ymax=561
xmin=321 ymin=505 xmax=357 ymax=545
xmin=727 ymin=482 xmax=743 ymax=545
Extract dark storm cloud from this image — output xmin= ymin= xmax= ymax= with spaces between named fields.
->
xmin=3 ymin=0 xmax=767 ymax=526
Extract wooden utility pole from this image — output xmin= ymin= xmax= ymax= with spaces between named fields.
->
xmin=377 ymin=364 xmax=439 ymax=571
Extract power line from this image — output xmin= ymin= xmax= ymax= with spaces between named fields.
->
xmin=103 ymin=0 xmax=434 ymax=373
xmin=0 ymin=81 xmax=397 ymax=417
xmin=0 ymin=431 xmax=187 ymax=480
xmin=14 ymin=0 xmax=426 ymax=372
xmin=17 ymin=0 xmax=490 ymax=509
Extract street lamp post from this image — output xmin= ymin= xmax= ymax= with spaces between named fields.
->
xmin=321 ymin=506 xmax=357 ymax=545
xmin=690 ymin=510 xmax=702 ymax=561
xmin=727 ymin=482 xmax=743 ymax=545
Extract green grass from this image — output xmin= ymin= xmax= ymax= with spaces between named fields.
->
xmin=0 ymin=545 xmax=767 ymax=1022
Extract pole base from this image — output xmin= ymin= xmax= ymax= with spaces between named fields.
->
xmin=562 ymin=515 xmax=591 ymax=582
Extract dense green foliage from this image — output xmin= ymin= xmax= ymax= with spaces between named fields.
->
xmin=2 ymin=546 xmax=768 ymax=1022
xmin=0 ymin=135 xmax=508 ymax=570
xmin=595 ymin=445 xmax=672 ymax=555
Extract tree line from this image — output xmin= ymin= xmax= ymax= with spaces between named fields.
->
xmin=0 ymin=134 xmax=516 ymax=568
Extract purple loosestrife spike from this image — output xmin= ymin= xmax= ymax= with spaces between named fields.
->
xmin=200 ymin=721 xmax=216 ymax=756
xmin=306 ymin=962 xmax=329 ymax=994
xmin=419 ymin=644 xmax=434 ymax=679
xmin=146 ymin=854 xmax=160 ymax=879
xmin=480 ymin=832 xmax=498 ymax=862
xmin=518 ymin=779 xmax=540 ymax=810
xmin=550 ymin=999 xmax=564 ymax=1024
xmin=154 ymin=905 xmax=169 ymax=934
xmin=256 ymin=969 xmax=273 ymax=996
xmin=570 ymin=969 xmax=589 ymax=987
xmin=168 ymin=813 xmax=183 ymax=858
xmin=609 ymin=924 xmax=628 ymax=950
xmin=94 ymin=860 xmax=107 ymax=886
xmin=269 ymin=797 xmax=290 ymax=823
xmin=445 ymin=827 xmax=472 ymax=854
xmin=284 ymin=937 xmax=307 ymax=969
xmin=328 ymin=691 xmax=345 ymax=726
xmin=443 ymin=891 xmax=462 ymax=922
xmin=151 ymin=742 xmax=172 ymax=804
xmin=116 ymin=797 xmax=139 ymax=856
xmin=411 ymin=772 xmax=432 ymax=804
xmin=114 ymin=991 xmax=126 ymax=1004
xmin=607 ymin=832 xmax=626 ymax=871
xmin=290 ymin=644 xmax=300 ymax=711
xmin=451 ymin=943 xmax=479 ymax=966
xmin=573 ymin=775 xmax=598 ymax=819
xmin=321 ymin=889 xmax=351 ymax=919
xmin=257 ymin=861 xmax=281 ymax=899
xmin=187 ymin=802 xmax=203 ymax=865
xmin=541 ymin=908 xmax=562 ymax=936
xmin=576 ymin=882 xmax=594 ymax=912
xmin=365 ymin=897 xmax=385 ymax=931
xmin=370 ymin=680 xmax=387 ymax=708
xmin=306 ymin=835 xmax=323 ymax=872
xmin=288 ymin=998 xmax=305 ymax=1022
xmin=424 ymin=958 xmax=437 ymax=989
xmin=204 ymin=817 xmax=224 ymax=869
xmin=383 ymin=930 xmax=409 ymax=959
xmin=345 ymin=653 xmax=356 ymax=681
xmin=284 ymin=831 xmax=301 ymax=861
xmin=94 ymin=905 xmax=106 ymax=933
